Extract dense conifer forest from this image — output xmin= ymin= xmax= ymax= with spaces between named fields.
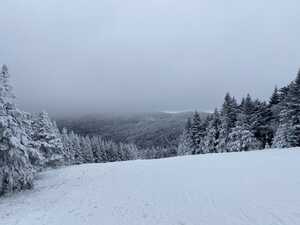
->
xmin=178 ymin=70 xmax=300 ymax=155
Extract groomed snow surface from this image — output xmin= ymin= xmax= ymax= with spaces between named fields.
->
xmin=1 ymin=149 xmax=300 ymax=225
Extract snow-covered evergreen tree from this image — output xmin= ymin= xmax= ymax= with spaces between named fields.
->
xmin=190 ymin=112 xmax=207 ymax=154
xmin=90 ymin=136 xmax=102 ymax=163
xmin=269 ymin=86 xmax=280 ymax=106
xmin=0 ymin=65 xmax=35 ymax=195
xmin=177 ymin=130 xmax=193 ymax=156
xmin=118 ymin=143 xmax=138 ymax=161
xmin=203 ymin=109 xmax=221 ymax=153
xmin=278 ymin=85 xmax=290 ymax=102
xmin=190 ymin=112 xmax=202 ymax=152
xmin=177 ymin=117 xmax=194 ymax=156
xmin=250 ymin=100 xmax=273 ymax=148
xmin=68 ymin=131 xmax=84 ymax=164
xmin=284 ymin=71 xmax=300 ymax=146
xmin=216 ymin=93 xmax=238 ymax=152
xmin=80 ymin=136 xmax=94 ymax=163
xmin=32 ymin=111 xmax=64 ymax=167
xmin=60 ymin=128 xmax=74 ymax=164
xmin=272 ymin=70 xmax=300 ymax=147
xmin=272 ymin=109 xmax=292 ymax=148
xmin=227 ymin=115 xmax=261 ymax=152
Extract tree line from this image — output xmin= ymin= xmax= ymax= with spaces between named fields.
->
xmin=0 ymin=66 xmax=134 ymax=195
xmin=0 ymin=65 xmax=176 ymax=196
xmin=2 ymin=64 xmax=300 ymax=196
xmin=177 ymin=69 xmax=300 ymax=155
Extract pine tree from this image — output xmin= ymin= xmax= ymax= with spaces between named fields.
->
xmin=190 ymin=112 xmax=208 ymax=154
xmin=285 ymin=70 xmax=300 ymax=146
xmin=91 ymin=136 xmax=100 ymax=162
xmin=61 ymin=128 xmax=74 ymax=165
xmin=216 ymin=93 xmax=238 ymax=152
xmin=125 ymin=143 xmax=139 ymax=160
xmin=269 ymin=88 xmax=284 ymax=145
xmin=32 ymin=111 xmax=65 ymax=167
xmin=177 ymin=117 xmax=195 ymax=155
xmin=190 ymin=112 xmax=202 ymax=152
xmin=251 ymin=101 xmax=273 ymax=148
xmin=239 ymin=96 xmax=273 ymax=148
xmin=82 ymin=136 xmax=94 ymax=163
xmin=177 ymin=129 xmax=193 ymax=155
xmin=241 ymin=94 xmax=254 ymax=114
xmin=272 ymin=109 xmax=292 ymax=148
xmin=203 ymin=109 xmax=221 ymax=153
xmin=227 ymin=114 xmax=261 ymax=152
xmin=68 ymin=131 xmax=84 ymax=164
xmin=278 ymin=85 xmax=290 ymax=102
xmin=222 ymin=93 xmax=238 ymax=127
xmin=0 ymin=65 xmax=35 ymax=195
xmin=269 ymin=86 xmax=280 ymax=106
xmin=273 ymin=69 xmax=300 ymax=147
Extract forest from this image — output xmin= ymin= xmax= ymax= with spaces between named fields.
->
xmin=178 ymin=71 xmax=300 ymax=155
xmin=1 ymin=64 xmax=300 ymax=196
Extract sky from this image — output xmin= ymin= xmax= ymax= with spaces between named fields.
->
xmin=0 ymin=0 xmax=300 ymax=116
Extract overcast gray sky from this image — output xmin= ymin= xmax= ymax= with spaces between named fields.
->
xmin=1 ymin=0 xmax=300 ymax=116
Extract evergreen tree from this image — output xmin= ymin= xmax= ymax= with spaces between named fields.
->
xmin=91 ymin=136 xmax=101 ymax=162
xmin=274 ymin=70 xmax=300 ymax=147
xmin=0 ymin=65 xmax=35 ymax=195
xmin=68 ymin=131 xmax=83 ymax=164
xmin=32 ymin=111 xmax=65 ymax=167
xmin=278 ymin=85 xmax=290 ymax=102
xmin=269 ymin=90 xmax=284 ymax=145
xmin=79 ymin=136 xmax=94 ymax=163
xmin=61 ymin=128 xmax=74 ymax=164
xmin=272 ymin=110 xmax=292 ymax=148
xmin=227 ymin=114 xmax=261 ymax=152
xmin=239 ymin=97 xmax=273 ymax=148
xmin=216 ymin=93 xmax=238 ymax=152
xmin=190 ymin=112 xmax=208 ymax=154
xmin=269 ymin=86 xmax=280 ymax=106
xmin=118 ymin=143 xmax=138 ymax=161
xmin=222 ymin=93 xmax=238 ymax=126
xmin=177 ymin=129 xmax=193 ymax=156
xmin=190 ymin=112 xmax=202 ymax=153
xmin=203 ymin=109 xmax=221 ymax=153
xmin=285 ymin=71 xmax=300 ymax=146
xmin=239 ymin=94 xmax=256 ymax=127
xmin=251 ymin=101 xmax=273 ymax=148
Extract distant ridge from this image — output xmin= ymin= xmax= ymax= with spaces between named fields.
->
xmin=57 ymin=111 xmax=209 ymax=148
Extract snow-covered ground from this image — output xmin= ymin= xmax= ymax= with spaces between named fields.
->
xmin=1 ymin=149 xmax=300 ymax=225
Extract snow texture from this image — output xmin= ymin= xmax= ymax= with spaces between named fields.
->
xmin=1 ymin=148 xmax=300 ymax=225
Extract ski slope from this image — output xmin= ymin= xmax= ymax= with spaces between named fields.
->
xmin=1 ymin=149 xmax=300 ymax=225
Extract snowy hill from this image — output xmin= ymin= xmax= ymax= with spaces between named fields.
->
xmin=1 ymin=149 xmax=300 ymax=225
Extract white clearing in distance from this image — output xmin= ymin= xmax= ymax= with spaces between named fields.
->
xmin=0 ymin=148 xmax=300 ymax=225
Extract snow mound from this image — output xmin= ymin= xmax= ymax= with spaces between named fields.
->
xmin=1 ymin=148 xmax=300 ymax=225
